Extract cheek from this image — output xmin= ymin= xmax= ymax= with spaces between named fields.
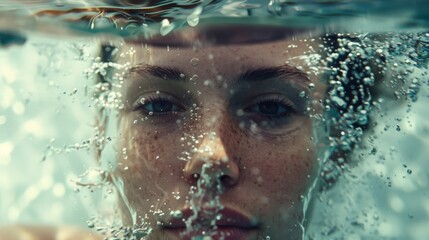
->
xmin=115 ymin=120 xmax=186 ymax=194
xmin=240 ymin=130 xmax=317 ymax=202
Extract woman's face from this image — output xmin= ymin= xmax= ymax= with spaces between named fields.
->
xmin=112 ymin=37 xmax=325 ymax=240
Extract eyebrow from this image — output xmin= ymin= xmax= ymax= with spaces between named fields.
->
xmin=128 ymin=64 xmax=185 ymax=82
xmin=237 ymin=65 xmax=310 ymax=85
xmin=128 ymin=64 xmax=309 ymax=84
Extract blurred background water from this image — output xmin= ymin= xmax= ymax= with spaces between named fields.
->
xmin=0 ymin=1 xmax=428 ymax=239
xmin=0 ymin=36 xmax=102 ymax=225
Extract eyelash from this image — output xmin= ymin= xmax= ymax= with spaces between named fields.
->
xmin=134 ymin=94 xmax=297 ymax=122
xmin=244 ymin=95 xmax=297 ymax=118
xmin=134 ymin=94 xmax=185 ymax=116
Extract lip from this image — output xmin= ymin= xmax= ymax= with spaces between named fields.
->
xmin=160 ymin=206 xmax=259 ymax=240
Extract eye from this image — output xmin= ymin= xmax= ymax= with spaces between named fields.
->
xmin=248 ymin=100 xmax=288 ymax=115
xmin=244 ymin=96 xmax=296 ymax=117
xmin=144 ymin=99 xmax=179 ymax=113
xmin=134 ymin=94 xmax=185 ymax=116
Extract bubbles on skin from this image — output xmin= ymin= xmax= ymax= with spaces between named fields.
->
xmin=190 ymin=58 xmax=200 ymax=67
xmin=183 ymin=162 xmax=224 ymax=239
xmin=120 ymin=33 xmax=427 ymax=239
xmin=189 ymin=74 xmax=199 ymax=85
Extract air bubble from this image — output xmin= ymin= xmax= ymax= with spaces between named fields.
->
xmin=331 ymin=96 xmax=346 ymax=108
xmin=203 ymin=80 xmax=212 ymax=86
xmin=160 ymin=19 xmax=175 ymax=36
xmin=190 ymin=75 xmax=198 ymax=82
xmin=87 ymin=221 xmax=95 ymax=228
xmin=415 ymin=32 xmax=429 ymax=59
xmin=171 ymin=210 xmax=183 ymax=218
xmin=190 ymin=58 xmax=200 ymax=67
xmin=90 ymin=16 xmax=114 ymax=30
xmin=187 ymin=7 xmax=202 ymax=27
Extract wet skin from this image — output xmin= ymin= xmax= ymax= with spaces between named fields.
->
xmin=112 ymin=37 xmax=326 ymax=240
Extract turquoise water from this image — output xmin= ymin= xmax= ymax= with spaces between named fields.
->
xmin=0 ymin=1 xmax=429 ymax=240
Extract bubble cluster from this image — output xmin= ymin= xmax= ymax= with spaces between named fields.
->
xmin=183 ymin=162 xmax=224 ymax=239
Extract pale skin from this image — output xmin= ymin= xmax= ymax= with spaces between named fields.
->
xmin=0 ymin=35 xmax=327 ymax=240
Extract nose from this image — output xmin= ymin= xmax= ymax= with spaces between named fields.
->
xmin=183 ymin=131 xmax=240 ymax=188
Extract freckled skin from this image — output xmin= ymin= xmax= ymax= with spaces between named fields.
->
xmin=113 ymin=38 xmax=325 ymax=239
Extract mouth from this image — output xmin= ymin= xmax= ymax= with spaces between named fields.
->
xmin=159 ymin=206 xmax=260 ymax=240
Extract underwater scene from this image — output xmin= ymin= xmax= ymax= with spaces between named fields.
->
xmin=0 ymin=1 xmax=429 ymax=239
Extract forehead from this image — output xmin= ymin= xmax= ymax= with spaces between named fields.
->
xmin=119 ymin=37 xmax=320 ymax=77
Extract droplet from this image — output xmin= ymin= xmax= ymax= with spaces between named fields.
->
xmin=70 ymin=88 xmax=78 ymax=95
xmin=87 ymin=221 xmax=95 ymax=228
xmin=171 ymin=210 xmax=183 ymax=218
xmin=331 ymin=96 xmax=346 ymax=108
xmin=160 ymin=19 xmax=175 ymax=36
xmin=186 ymin=7 xmax=202 ymax=27
xmin=190 ymin=58 xmax=199 ymax=67
xmin=190 ymin=74 xmax=198 ymax=81
xmin=203 ymin=80 xmax=212 ymax=86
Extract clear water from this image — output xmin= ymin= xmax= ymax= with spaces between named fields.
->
xmin=0 ymin=1 xmax=428 ymax=240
